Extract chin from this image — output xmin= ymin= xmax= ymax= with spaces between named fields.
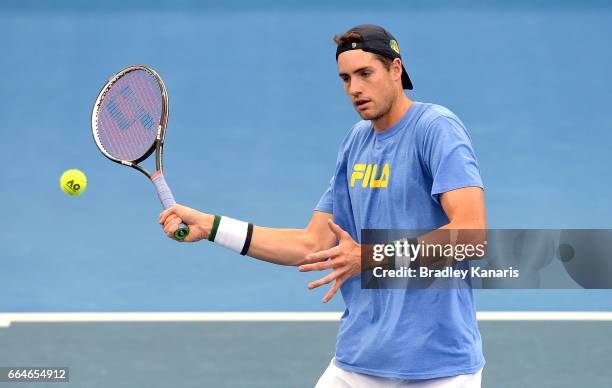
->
xmin=358 ymin=110 xmax=381 ymax=121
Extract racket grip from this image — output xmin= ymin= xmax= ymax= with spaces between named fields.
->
xmin=151 ymin=171 xmax=190 ymax=241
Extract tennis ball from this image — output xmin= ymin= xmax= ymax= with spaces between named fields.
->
xmin=60 ymin=169 xmax=87 ymax=196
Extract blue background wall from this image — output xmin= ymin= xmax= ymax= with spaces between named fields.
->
xmin=1 ymin=0 xmax=611 ymax=311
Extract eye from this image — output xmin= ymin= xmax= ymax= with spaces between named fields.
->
xmin=361 ymin=71 xmax=371 ymax=78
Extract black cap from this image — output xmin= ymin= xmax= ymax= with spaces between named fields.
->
xmin=335 ymin=24 xmax=413 ymax=90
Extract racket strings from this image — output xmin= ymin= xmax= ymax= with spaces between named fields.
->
xmin=117 ymin=85 xmax=155 ymax=132
xmin=95 ymin=69 xmax=163 ymax=162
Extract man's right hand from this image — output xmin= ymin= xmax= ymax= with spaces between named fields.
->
xmin=159 ymin=205 xmax=214 ymax=242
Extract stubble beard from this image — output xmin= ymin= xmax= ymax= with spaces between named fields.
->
xmin=358 ymin=98 xmax=392 ymax=121
xmin=357 ymin=89 xmax=396 ymax=122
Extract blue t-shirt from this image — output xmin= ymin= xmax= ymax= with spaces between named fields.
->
xmin=315 ymin=101 xmax=485 ymax=380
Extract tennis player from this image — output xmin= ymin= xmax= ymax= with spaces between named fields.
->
xmin=160 ymin=24 xmax=485 ymax=387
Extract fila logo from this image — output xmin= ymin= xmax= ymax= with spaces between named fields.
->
xmin=350 ymin=163 xmax=390 ymax=188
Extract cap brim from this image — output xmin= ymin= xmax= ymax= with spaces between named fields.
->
xmin=401 ymin=65 xmax=413 ymax=90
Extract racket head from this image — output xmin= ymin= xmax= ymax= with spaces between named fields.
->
xmin=91 ymin=65 xmax=168 ymax=166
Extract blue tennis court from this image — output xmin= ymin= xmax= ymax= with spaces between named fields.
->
xmin=1 ymin=314 xmax=612 ymax=387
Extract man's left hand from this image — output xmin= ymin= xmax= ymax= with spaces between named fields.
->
xmin=299 ymin=219 xmax=361 ymax=303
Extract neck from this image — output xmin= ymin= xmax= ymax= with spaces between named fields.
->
xmin=372 ymin=93 xmax=413 ymax=132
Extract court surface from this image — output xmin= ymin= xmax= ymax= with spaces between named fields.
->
xmin=1 ymin=313 xmax=611 ymax=387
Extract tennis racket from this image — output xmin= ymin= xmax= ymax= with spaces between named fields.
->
xmin=91 ymin=64 xmax=189 ymax=240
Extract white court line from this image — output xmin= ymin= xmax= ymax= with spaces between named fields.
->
xmin=0 ymin=312 xmax=342 ymax=324
xmin=477 ymin=311 xmax=612 ymax=321
xmin=0 ymin=312 xmax=611 ymax=327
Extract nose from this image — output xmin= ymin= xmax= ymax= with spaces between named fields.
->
xmin=347 ymin=78 xmax=363 ymax=98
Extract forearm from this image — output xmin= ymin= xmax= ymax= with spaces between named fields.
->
xmin=247 ymin=226 xmax=322 ymax=266
xmin=365 ymin=221 xmax=487 ymax=270
xmin=405 ymin=217 xmax=487 ymax=267
xmin=409 ymin=187 xmax=488 ymax=265
xmin=197 ymin=214 xmax=328 ymax=266
xmin=160 ymin=206 xmax=336 ymax=267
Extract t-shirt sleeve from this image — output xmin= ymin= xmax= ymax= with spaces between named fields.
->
xmin=422 ymin=116 xmax=483 ymax=204
xmin=314 ymin=124 xmax=357 ymax=214
xmin=314 ymin=175 xmax=334 ymax=214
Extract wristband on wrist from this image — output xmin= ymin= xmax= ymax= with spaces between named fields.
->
xmin=208 ymin=215 xmax=253 ymax=256
xmin=392 ymin=237 xmax=421 ymax=270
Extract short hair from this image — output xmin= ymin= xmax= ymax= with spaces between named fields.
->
xmin=333 ymin=31 xmax=393 ymax=70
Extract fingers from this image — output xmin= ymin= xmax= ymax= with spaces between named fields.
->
xmin=322 ymin=277 xmax=344 ymax=303
xmin=160 ymin=206 xmax=187 ymax=241
xmin=159 ymin=206 xmax=179 ymax=225
xmin=299 ymin=223 xmax=355 ymax=304
xmin=162 ymin=214 xmax=182 ymax=239
xmin=163 ymin=214 xmax=179 ymax=227
xmin=308 ymin=271 xmax=340 ymax=290
xmin=308 ymin=267 xmax=348 ymax=290
xmin=306 ymin=270 xmax=348 ymax=303
xmin=299 ymin=259 xmax=335 ymax=273
xmin=305 ymin=246 xmax=340 ymax=263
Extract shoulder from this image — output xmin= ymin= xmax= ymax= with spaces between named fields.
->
xmin=413 ymin=103 xmax=471 ymax=145
xmin=339 ymin=120 xmax=372 ymax=149
xmin=415 ymin=103 xmax=466 ymax=133
xmin=329 ymin=120 xmax=372 ymax=165
xmin=348 ymin=119 xmax=372 ymax=140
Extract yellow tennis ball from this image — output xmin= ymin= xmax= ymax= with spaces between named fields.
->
xmin=60 ymin=169 xmax=87 ymax=196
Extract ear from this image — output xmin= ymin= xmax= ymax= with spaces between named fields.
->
xmin=391 ymin=58 xmax=403 ymax=82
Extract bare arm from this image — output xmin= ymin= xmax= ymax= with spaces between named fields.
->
xmin=159 ymin=206 xmax=337 ymax=267
xmin=300 ymin=186 xmax=487 ymax=301
xmin=439 ymin=186 xmax=486 ymax=230
xmin=247 ymin=211 xmax=337 ymax=265
xmin=410 ymin=186 xmax=487 ymax=266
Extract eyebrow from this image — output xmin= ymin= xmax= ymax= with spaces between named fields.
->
xmin=339 ymin=66 xmax=373 ymax=78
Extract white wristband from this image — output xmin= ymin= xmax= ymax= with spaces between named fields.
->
xmin=208 ymin=215 xmax=253 ymax=255
xmin=394 ymin=238 xmax=420 ymax=269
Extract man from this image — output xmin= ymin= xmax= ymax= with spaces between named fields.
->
xmin=160 ymin=24 xmax=485 ymax=387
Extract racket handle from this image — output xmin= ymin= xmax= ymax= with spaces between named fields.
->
xmin=151 ymin=171 xmax=190 ymax=241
